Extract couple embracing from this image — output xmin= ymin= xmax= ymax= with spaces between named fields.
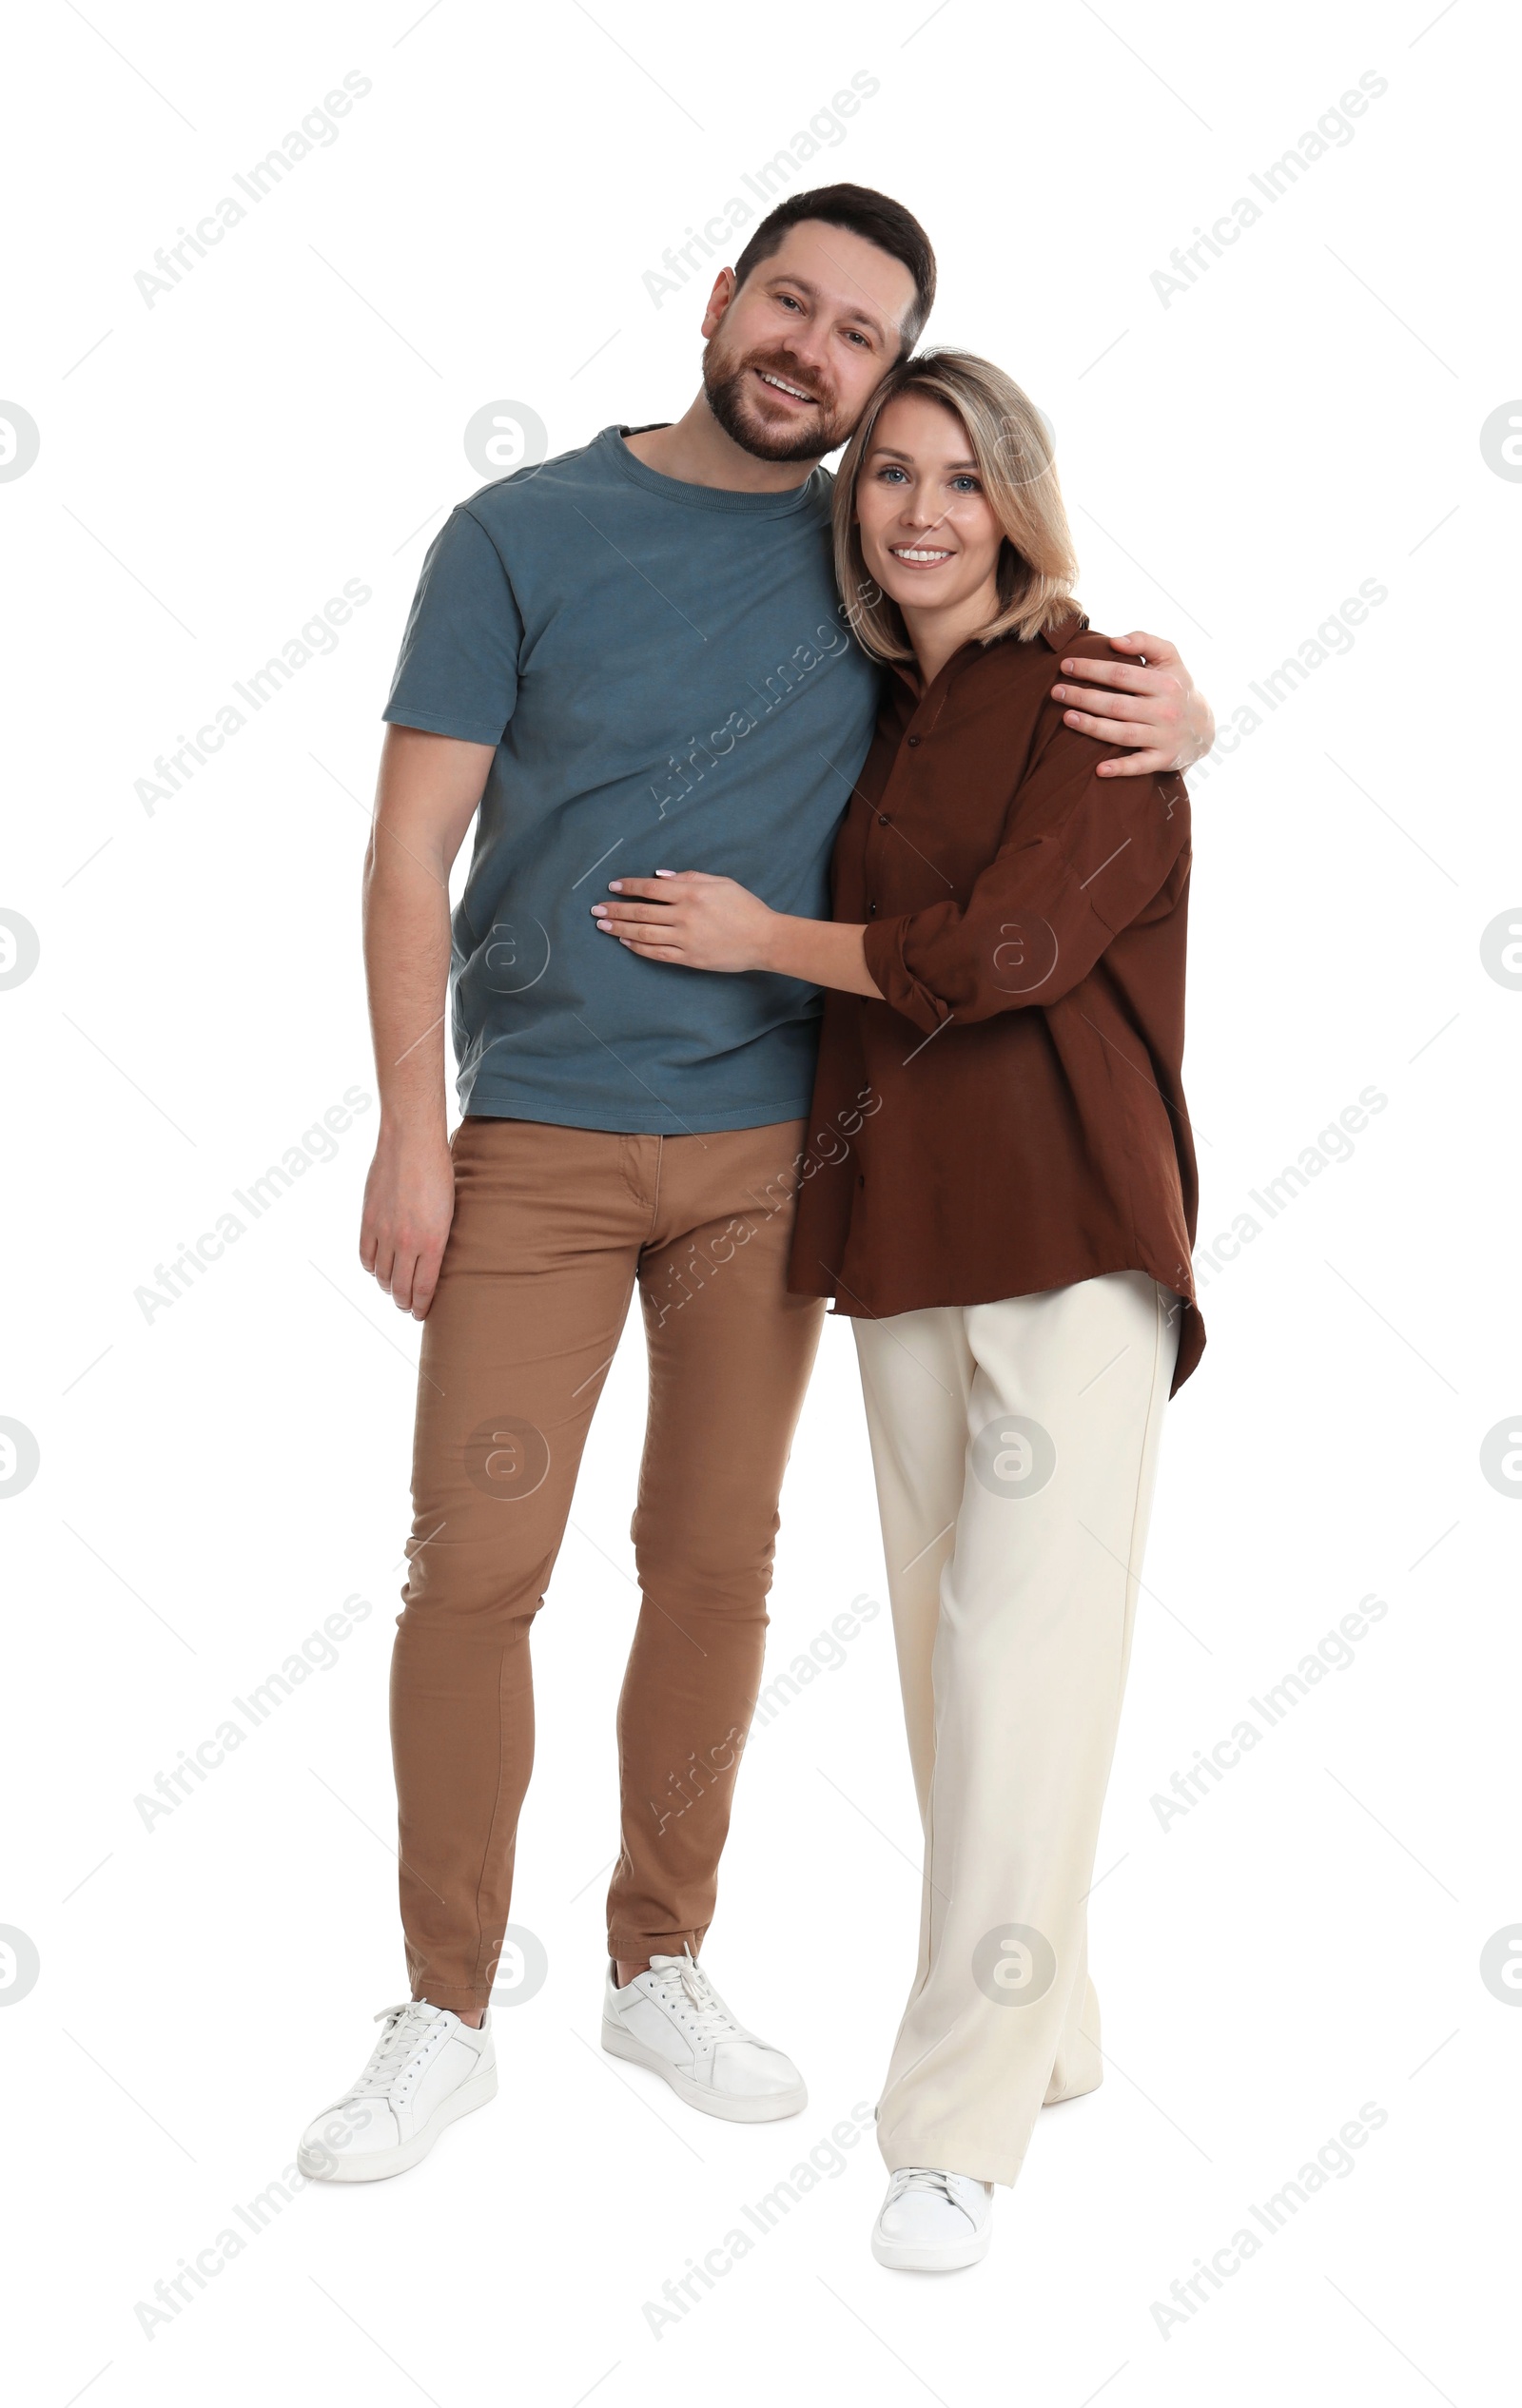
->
xmin=297 ymin=182 xmax=1207 ymax=2276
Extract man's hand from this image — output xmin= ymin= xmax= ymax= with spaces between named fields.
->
xmin=593 ymin=870 xmax=775 ymax=969
xmin=1051 ymin=631 xmax=1215 ymax=776
xmin=360 ymin=1128 xmax=456 ymax=1317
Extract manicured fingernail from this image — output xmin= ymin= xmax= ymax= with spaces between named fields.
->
xmin=607 ymin=880 xmax=622 ymax=891
xmin=1062 ymin=659 xmax=1076 ymax=671
xmin=655 ymin=868 xmax=674 ymax=878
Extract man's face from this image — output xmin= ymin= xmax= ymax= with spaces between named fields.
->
xmin=701 ymin=220 xmax=918 ymax=463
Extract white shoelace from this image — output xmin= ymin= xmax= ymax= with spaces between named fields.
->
xmin=348 ymin=2001 xmax=446 ymax=2098
xmin=645 ymin=1956 xmax=743 ymax=2048
xmin=886 ymin=2167 xmax=978 ymax=2222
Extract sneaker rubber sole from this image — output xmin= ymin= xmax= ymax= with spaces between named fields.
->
xmin=870 ymin=2218 xmax=993 ymax=2273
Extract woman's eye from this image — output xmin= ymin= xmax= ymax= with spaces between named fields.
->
xmin=950 ymin=476 xmax=981 ymax=493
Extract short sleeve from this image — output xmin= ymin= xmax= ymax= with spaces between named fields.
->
xmin=381 ymin=504 xmax=523 ymax=746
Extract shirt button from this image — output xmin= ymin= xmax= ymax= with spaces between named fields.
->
xmin=857 ymin=1174 xmax=866 ymax=1188
xmin=877 ymin=813 xmax=890 ymax=825
xmin=868 ymin=901 xmax=878 ymax=915
xmin=907 ymin=734 xmax=922 ymax=748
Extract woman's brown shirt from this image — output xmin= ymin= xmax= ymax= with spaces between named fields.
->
xmin=788 ymin=613 xmax=1204 ymax=1393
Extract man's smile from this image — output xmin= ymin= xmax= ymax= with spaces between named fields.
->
xmin=754 ymin=368 xmax=817 ymax=404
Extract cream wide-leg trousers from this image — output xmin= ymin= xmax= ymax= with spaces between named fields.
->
xmin=853 ymin=1269 xmax=1180 ymax=2188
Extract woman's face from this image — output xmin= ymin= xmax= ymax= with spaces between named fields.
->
xmin=855 ymin=391 xmax=1004 ymax=623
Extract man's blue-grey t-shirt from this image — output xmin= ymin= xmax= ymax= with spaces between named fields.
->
xmin=382 ymin=424 xmax=882 ymax=1134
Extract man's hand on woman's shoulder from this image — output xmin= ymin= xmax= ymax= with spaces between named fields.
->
xmin=1050 ymin=631 xmax=1215 ymax=778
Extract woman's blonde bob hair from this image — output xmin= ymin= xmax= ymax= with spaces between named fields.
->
xmin=831 ymin=348 xmax=1080 ymax=661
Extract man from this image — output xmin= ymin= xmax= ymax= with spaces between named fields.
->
xmin=297 ymin=184 xmax=1213 ymax=2182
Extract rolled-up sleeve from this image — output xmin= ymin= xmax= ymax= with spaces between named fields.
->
xmin=862 ymin=726 xmax=1190 ymax=1033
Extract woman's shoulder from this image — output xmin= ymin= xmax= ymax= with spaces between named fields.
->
xmin=972 ymin=610 xmax=1094 ymax=679
xmin=973 ymin=612 xmax=1145 ymax=716
xmin=964 ymin=610 xmax=1098 ymax=709
xmin=985 ymin=610 xmax=1128 ymax=671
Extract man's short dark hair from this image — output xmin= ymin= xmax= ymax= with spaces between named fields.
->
xmin=731 ymin=184 xmax=936 ymax=353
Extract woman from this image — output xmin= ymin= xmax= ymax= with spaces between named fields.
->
xmin=593 ymin=349 xmax=1203 ymax=2273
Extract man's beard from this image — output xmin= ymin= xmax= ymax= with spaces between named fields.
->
xmin=703 ymin=337 xmax=853 ymax=463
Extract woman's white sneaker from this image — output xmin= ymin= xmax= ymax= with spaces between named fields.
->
xmin=297 ymin=2000 xmax=497 ymax=2182
xmin=601 ymin=1950 xmax=806 ymax=2122
xmin=871 ymin=2166 xmax=994 ymax=2271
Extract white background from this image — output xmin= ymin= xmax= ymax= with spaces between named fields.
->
xmin=3 ymin=2 xmax=1517 ymax=2401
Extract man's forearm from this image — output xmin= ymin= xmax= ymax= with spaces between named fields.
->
xmin=357 ymin=726 xmax=493 ymax=1315
xmin=361 ymin=726 xmax=492 ymax=1143
xmin=362 ymin=826 xmax=455 ymax=1142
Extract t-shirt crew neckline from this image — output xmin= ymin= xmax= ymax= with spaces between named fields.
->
xmin=600 ymin=423 xmax=828 ymax=518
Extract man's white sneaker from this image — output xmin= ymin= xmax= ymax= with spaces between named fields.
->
xmin=297 ymin=2000 xmax=497 ymax=2183
xmin=871 ymin=2166 xmax=994 ymax=2271
xmin=601 ymin=1951 xmax=806 ymax=2122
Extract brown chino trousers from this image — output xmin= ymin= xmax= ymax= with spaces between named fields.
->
xmin=390 ymin=1114 xmax=822 ymax=2016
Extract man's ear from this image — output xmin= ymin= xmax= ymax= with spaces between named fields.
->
xmin=699 ymin=266 xmax=737 ymax=340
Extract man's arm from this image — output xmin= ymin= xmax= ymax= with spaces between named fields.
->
xmin=1052 ymin=631 xmax=1215 ymax=775
xmin=359 ymin=725 xmax=494 ymax=1316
